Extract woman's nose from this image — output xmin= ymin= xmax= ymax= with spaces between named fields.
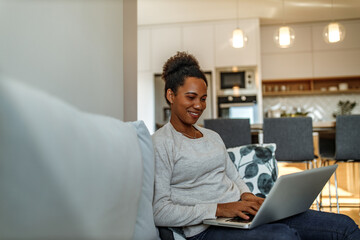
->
xmin=193 ymin=99 xmax=203 ymax=110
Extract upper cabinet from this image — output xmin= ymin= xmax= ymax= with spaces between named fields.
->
xmin=138 ymin=28 xmax=151 ymax=72
xmin=182 ymin=24 xmax=215 ymax=71
xmin=138 ymin=19 xmax=261 ymax=73
xmin=261 ymin=20 xmax=360 ymax=80
xmin=151 ymin=27 xmax=182 ymax=73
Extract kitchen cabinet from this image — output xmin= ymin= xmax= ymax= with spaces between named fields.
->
xmin=262 ymin=76 xmax=360 ymax=96
xmin=183 ymin=24 xmax=215 ymax=71
xmin=151 ymin=26 xmax=182 ymax=73
xmin=138 ymin=28 xmax=151 ymax=72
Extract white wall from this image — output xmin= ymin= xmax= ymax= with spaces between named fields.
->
xmin=0 ymin=0 xmax=135 ymax=121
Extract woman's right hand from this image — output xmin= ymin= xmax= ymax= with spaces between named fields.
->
xmin=215 ymin=201 xmax=261 ymax=220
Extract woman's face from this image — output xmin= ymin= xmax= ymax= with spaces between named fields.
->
xmin=167 ymin=77 xmax=207 ymax=128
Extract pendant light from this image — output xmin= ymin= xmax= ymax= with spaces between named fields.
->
xmin=232 ymin=0 xmax=247 ymax=48
xmin=273 ymin=0 xmax=295 ymax=48
xmin=323 ymin=0 xmax=345 ymax=43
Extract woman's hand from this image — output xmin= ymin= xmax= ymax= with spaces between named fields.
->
xmin=241 ymin=192 xmax=265 ymax=205
xmin=216 ymin=200 xmax=261 ymax=220
xmin=215 ymin=193 xmax=264 ymax=220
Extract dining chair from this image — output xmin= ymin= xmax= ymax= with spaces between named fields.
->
xmin=263 ymin=117 xmax=317 ymax=168
xmin=322 ymin=115 xmax=360 ymax=213
xmin=203 ymin=118 xmax=252 ymax=148
xmin=263 ymin=117 xmax=320 ymax=210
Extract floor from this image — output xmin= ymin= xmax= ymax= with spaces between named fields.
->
xmin=277 ymin=161 xmax=360 ymax=226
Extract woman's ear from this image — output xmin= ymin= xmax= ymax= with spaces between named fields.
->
xmin=166 ymin=89 xmax=174 ymax=104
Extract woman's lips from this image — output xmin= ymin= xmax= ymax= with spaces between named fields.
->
xmin=188 ymin=111 xmax=201 ymax=118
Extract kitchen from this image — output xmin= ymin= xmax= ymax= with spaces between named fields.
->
xmin=138 ymin=1 xmax=360 ymax=133
xmin=137 ymin=0 xmax=360 ymax=224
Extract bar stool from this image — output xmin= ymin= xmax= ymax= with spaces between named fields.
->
xmin=263 ymin=117 xmax=320 ymax=210
xmin=263 ymin=117 xmax=317 ymax=169
xmin=322 ymin=115 xmax=360 ymax=213
xmin=204 ymin=118 xmax=252 ymax=148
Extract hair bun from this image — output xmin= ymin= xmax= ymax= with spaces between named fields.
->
xmin=162 ymin=51 xmax=200 ymax=79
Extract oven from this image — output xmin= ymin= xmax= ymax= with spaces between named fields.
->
xmin=218 ymin=95 xmax=258 ymax=124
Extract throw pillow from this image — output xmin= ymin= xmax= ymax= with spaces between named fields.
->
xmin=227 ymin=144 xmax=278 ymax=198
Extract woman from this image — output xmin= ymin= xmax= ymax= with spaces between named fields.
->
xmin=152 ymin=51 xmax=360 ymax=240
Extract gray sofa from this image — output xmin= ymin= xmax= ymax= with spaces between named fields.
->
xmin=0 ymin=79 xmax=160 ymax=240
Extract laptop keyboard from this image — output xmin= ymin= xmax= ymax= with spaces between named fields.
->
xmin=226 ymin=214 xmax=255 ymax=223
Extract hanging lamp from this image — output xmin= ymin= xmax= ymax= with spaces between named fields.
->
xmin=232 ymin=0 xmax=247 ymax=48
xmin=273 ymin=0 xmax=295 ymax=48
xmin=323 ymin=0 xmax=345 ymax=43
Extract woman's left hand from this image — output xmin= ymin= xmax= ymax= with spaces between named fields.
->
xmin=241 ymin=192 xmax=264 ymax=206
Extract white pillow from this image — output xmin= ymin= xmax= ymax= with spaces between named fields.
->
xmin=0 ymin=79 xmax=143 ymax=239
xmin=227 ymin=144 xmax=278 ymax=198
xmin=130 ymin=121 xmax=160 ymax=240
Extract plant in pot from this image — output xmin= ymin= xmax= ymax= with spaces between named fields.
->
xmin=332 ymin=100 xmax=357 ymax=118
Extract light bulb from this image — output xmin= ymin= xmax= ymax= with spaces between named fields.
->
xmin=274 ymin=26 xmax=295 ymax=48
xmin=232 ymin=28 xmax=247 ymax=48
xmin=323 ymin=22 xmax=345 ymax=43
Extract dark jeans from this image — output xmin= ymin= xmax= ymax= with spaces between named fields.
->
xmin=187 ymin=210 xmax=360 ymax=240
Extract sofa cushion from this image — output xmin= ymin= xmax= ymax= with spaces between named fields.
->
xmin=227 ymin=144 xmax=278 ymax=198
xmin=130 ymin=121 xmax=160 ymax=240
xmin=0 ymin=79 xmax=143 ymax=239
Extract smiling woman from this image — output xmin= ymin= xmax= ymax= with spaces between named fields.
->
xmin=151 ymin=52 xmax=360 ymax=240
xmin=162 ymin=52 xmax=208 ymax=139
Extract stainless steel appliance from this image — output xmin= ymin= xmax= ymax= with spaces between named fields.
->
xmin=216 ymin=67 xmax=257 ymax=96
xmin=218 ymin=95 xmax=258 ymax=124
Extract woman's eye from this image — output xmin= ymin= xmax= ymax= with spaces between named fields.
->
xmin=187 ymin=96 xmax=195 ymax=100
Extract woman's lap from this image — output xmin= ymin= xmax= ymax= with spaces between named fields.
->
xmin=188 ymin=223 xmax=300 ymax=240
xmin=187 ymin=210 xmax=360 ymax=240
xmin=276 ymin=209 xmax=360 ymax=240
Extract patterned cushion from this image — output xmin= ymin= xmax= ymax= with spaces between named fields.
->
xmin=227 ymin=144 xmax=278 ymax=198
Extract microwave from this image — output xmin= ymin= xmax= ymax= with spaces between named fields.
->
xmin=220 ymin=70 xmax=255 ymax=90
xmin=217 ymin=67 xmax=256 ymax=96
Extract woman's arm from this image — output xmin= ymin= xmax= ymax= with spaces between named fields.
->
xmin=152 ymin=145 xmax=217 ymax=227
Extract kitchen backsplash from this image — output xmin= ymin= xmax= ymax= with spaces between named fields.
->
xmin=263 ymin=94 xmax=360 ymax=122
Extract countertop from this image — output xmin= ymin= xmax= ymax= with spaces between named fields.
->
xmin=251 ymin=121 xmax=336 ymax=131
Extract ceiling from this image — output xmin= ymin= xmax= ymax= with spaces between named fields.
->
xmin=138 ymin=0 xmax=360 ymax=26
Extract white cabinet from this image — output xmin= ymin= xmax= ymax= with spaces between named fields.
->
xmin=151 ymin=26 xmax=182 ymax=73
xmin=261 ymin=53 xmax=313 ymax=79
xmin=311 ymin=20 xmax=360 ymax=77
xmin=182 ymin=24 xmax=214 ymax=71
xmin=260 ymin=24 xmax=313 ymax=79
xmin=261 ymin=19 xmax=360 ymax=79
xmin=138 ymin=28 xmax=151 ymax=72
xmin=313 ymin=50 xmax=360 ymax=77
xmin=214 ymin=19 xmax=259 ymax=67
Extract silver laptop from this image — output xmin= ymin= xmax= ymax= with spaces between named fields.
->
xmin=203 ymin=164 xmax=337 ymax=229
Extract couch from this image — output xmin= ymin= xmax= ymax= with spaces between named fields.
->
xmin=0 ymin=79 xmax=160 ymax=240
xmin=0 ymin=78 xmax=278 ymax=240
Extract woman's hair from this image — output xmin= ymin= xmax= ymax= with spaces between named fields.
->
xmin=162 ymin=51 xmax=208 ymax=105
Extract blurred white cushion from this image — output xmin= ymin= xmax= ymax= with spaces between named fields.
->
xmin=0 ymin=79 xmax=143 ymax=239
xmin=130 ymin=121 xmax=160 ymax=240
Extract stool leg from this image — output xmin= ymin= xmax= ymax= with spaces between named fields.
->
xmin=334 ymin=169 xmax=340 ymax=213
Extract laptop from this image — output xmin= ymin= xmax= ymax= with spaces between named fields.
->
xmin=203 ymin=164 xmax=337 ymax=229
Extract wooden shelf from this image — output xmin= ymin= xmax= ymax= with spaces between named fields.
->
xmin=262 ymin=76 xmax=360 ymax=97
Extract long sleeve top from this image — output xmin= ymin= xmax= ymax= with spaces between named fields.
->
xmin=152 ymin=122 xmax=250 ymax=237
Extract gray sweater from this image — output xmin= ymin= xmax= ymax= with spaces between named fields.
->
xmin=152 ymin=123 xmax=250 ymax=237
